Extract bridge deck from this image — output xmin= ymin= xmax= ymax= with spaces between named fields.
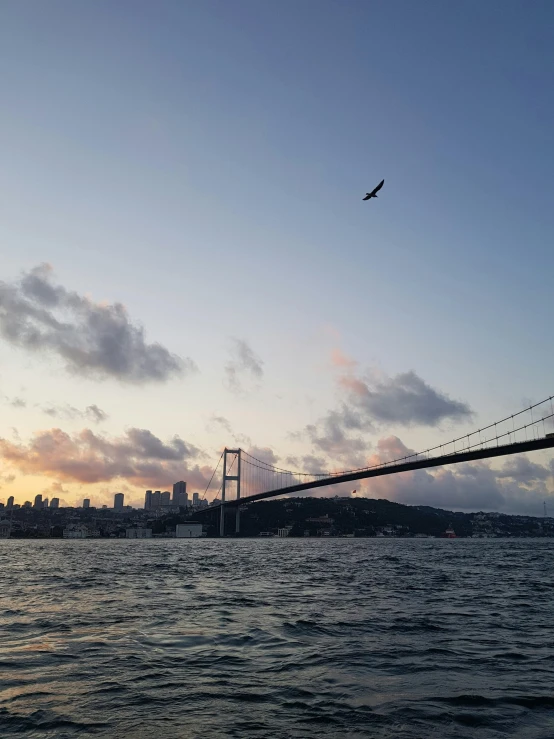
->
xmin=202 ymin=436 xmax=554 ymax=511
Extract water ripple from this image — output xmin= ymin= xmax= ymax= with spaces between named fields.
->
xmin=1 ymin=538 xmax=554 ymax=738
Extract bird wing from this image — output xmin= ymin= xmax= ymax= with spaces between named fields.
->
xmin=370 ymin=179 xmax=384 ymax=196
xmin=362 ymin=194 xmax=371 ymax=200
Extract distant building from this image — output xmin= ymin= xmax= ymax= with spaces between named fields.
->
xmin=277 ymin=527 xmax=292 ymax=538
xmin=7 ymin=496 xmax=14 ymax=509
xmin=126 ymin=528 xmax=152 ymax=539
xmin=24 ymin=501 xmax=32 ymax=508
xmin=83 ymin=499 xmax=90 ymax=509
xmin=161 ymin=491 xmax=171 ymax=506
xmin=34 ymin=494 xmax=43 ymax=509
xmin=192 ymin=492 xmax=200 ymax=506
xmin=173 ymin=481 xmax=188 ymax=507
xmin=144 ymin=490 xmax=153 ymax=510
xmin=0 ymin=520 xmax=11 ymax=539
xmin=152 ymin=491 xmax=161 ymax=509
xmin=175 ymin=523 xmax=203 ymax=538
xmin=50 ymin=498 xmax=60 ymax=509
xmin=114 ymin=493 xmax=124 ymax=511
xmin=43 ymin=498 xmax=49 ymax=509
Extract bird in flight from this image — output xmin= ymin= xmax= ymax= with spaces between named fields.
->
xmin=363 ymin=179 xmax=384 ymax=201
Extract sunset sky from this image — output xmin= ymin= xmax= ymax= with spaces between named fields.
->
xmin=1 ymin=0 xmax=554 ymax=514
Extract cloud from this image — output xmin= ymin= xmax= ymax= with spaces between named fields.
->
xmin=85 ymin=404 xmax=108 ymax=423
xmin=42 ymin=481 xmax=69 ymax=497
xmin=338 ymin=369 xmax=473 ymax=426
xmin=285 ymin=454 xmax=328 ymax=475
xmin=9 ymin=397 xmax=27 ymax=409
xmin=297 ymin=363 xmax=472 ymax=468
xmin=0 ymin=426 xmax=212 ymax=489
xmin=330 ymin=348 xmax=358 ymax=369
xmin=224 ymin=338 xmax=264 ymax=393
xmin=41 ymin=403 xmax=109 ymax=423
xmin=207 ymin=415 xmax=233 ymax=434
xmin=497 ymin=455 xmax=550 ymax=482
xmin=0 ymin=472 xmax=16 ymax=488
xmin=1 ymin=391 xmax=109 ymax=423
xmin=245 ymin=446 xmax=280 ymax=467
xmin=0 ymin=392 xmax=28 ymax=409
xmin=0 ymin=264 xmax=194 ymax=383
xmin=206 ymin=415 xmax=252 ymax=447
xmin=304 ymin=406 xmax=369 ymax=467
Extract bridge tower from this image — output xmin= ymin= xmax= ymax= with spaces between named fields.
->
xmin=220 ymin=448 xmax=241 ymax=537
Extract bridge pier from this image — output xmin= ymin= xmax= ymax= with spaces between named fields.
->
xmin=220 ymin=448 xmax=241 ymax=537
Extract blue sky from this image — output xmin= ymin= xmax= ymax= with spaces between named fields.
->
xmin=1 ymin=0 xmax=553 ymax=513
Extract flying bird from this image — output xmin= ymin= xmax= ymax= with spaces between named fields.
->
xmin=363 ymin=179 xmax=384 ymax=201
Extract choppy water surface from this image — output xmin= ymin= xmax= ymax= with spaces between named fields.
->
xmin=2 ymin=539 xmax=554 ymax=738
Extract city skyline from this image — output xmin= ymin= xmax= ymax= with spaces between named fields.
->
xmin=1 ymin=1 xmax=554 ymax=515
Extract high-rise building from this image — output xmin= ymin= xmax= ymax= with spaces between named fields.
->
xmin=152 ymin=491 xmax=161 ymax=509
xmin=114 ymin=493 xmax=124 ymax=511
xmin=83 ymin=499 xmax=90 ymax=509
xmin=144 ymin=490 xmax=152 ymax=510
xmin=50 ymin=498 xmax=60 ymax=509
xmin=43 ymin=498 xmax=49 ymax=509
xmin=24 ymin=501 xmax=32 ymax=508
xmin=7 ymin=496 xmax=14 ymax=509
xmin=34 ymin=494 xmax=43 ymax=509
xmin=192 ymin=492 xmax=200 ymax=506
xmin=173 ymin=481 xmax=188 ymax=507
xmin=161 ymin=491 xmax=171 ymax=506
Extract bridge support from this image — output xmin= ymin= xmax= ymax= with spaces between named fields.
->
xmin=220 ymin=448 xmax=241 ymax=537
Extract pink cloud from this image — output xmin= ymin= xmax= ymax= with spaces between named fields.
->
xmin=0 ymin=426 xmax=213 ymax=490
xmin=330 ymin=348 xmax=358 ymax=369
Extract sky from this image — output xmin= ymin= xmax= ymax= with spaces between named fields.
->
xmin=1 ymin=0 xmax=553 ymax=514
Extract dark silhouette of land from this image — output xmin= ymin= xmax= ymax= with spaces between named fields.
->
xmin=4 ymin=496 xmax=553 ymax=539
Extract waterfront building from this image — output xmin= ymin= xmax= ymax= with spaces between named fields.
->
xmin=126 ymin=528 xmax=152 ymax=538
xmin=175 ymin=523 xmax=203 ymax=538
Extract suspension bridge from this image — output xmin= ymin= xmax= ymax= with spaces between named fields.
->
xmin=197 ymin=396 xmax=554 ymax=536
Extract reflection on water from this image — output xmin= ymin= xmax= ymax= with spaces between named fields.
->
xmin=1 ymin=538 xmax=554 ymax=738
